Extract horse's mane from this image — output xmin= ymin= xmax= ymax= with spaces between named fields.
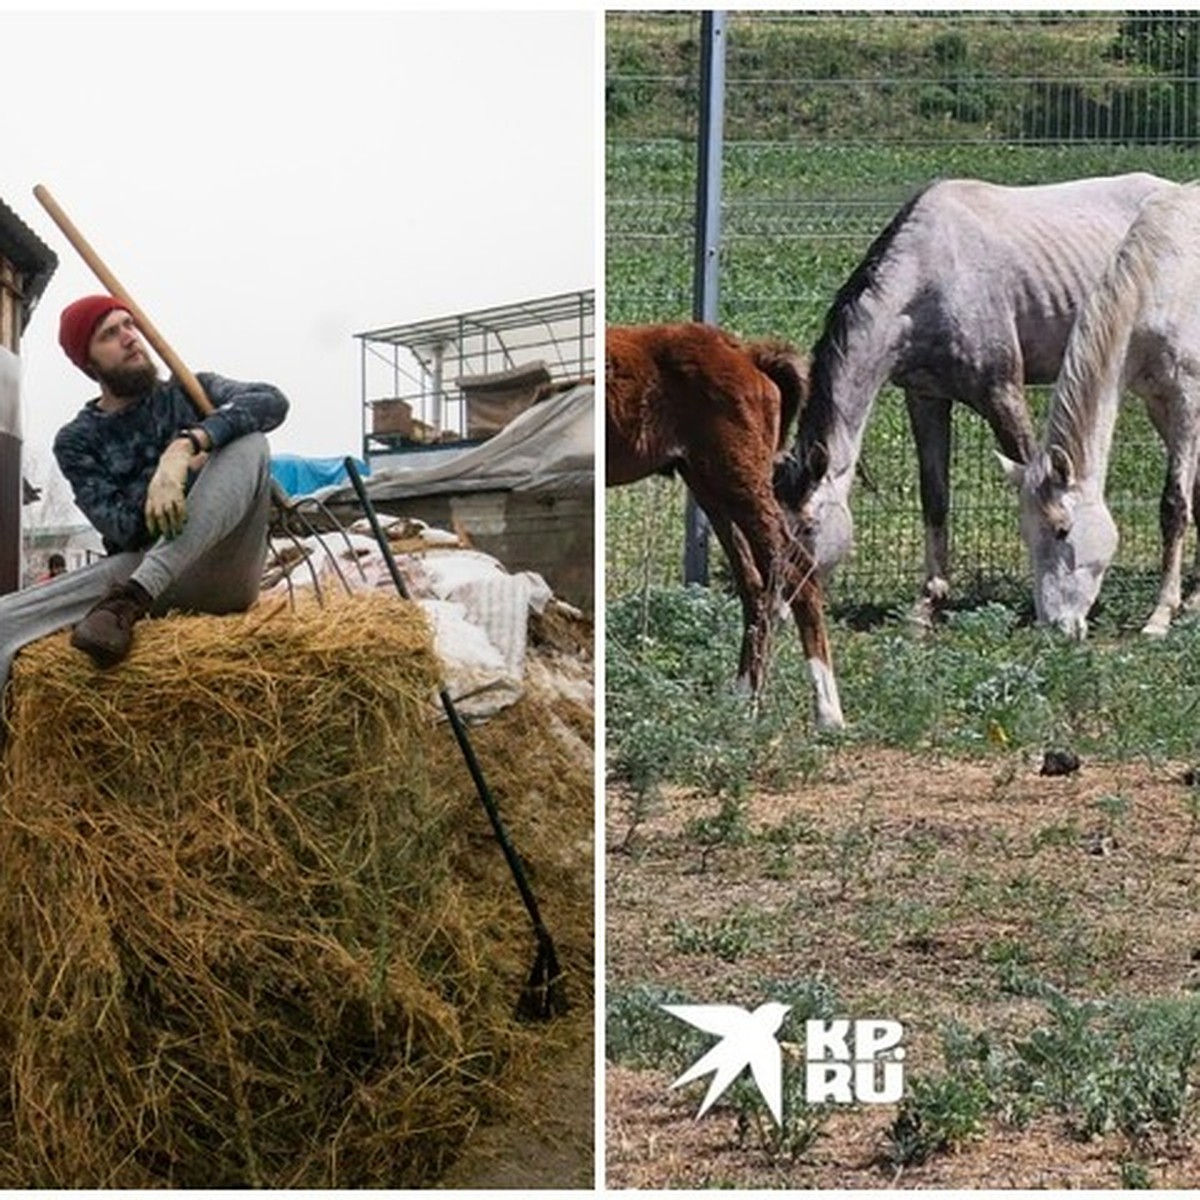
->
xmin=1045 ymin=198 xmax=1167 ymax=476
xmin=797 ymin=181 xmax=937 ymax=465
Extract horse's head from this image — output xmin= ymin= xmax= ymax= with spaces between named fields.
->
xmin=1000 ymin=445 xmax=1118 ymax=639
xmin=775 ymin=442 xmax=852 ymax=576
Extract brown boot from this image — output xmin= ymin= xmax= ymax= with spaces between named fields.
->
xmin=70 ymin=580 xmax=154 ymax=668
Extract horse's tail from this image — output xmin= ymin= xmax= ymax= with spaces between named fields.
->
xmin=745 ymin=338 xmax=809 ymax=450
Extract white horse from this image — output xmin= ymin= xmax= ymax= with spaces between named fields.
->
xmin=775 ymin=172 xmax=1175 ymax=621
xmin=1000 ymin=182 xmax=1200 ymax=639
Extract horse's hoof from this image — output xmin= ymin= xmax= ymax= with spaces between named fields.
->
xmin=732 ymin=675 xmax=755 ymax=698
xmin=925 ymin=578 xmax=951 ymax=603
xmin=907 ymin=598 xmax=936 ymax=635
xmin=1141 ymin=610 xmax=1172 ymax=637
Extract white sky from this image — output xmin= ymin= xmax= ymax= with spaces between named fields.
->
xmin=2 ymin=7 xmax=597 ymax=519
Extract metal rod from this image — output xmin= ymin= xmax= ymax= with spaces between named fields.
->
xmin=684 ymin=11 xmax=727 ymax=585
xmin=342 ymin=456 xmax=566 ymax=1019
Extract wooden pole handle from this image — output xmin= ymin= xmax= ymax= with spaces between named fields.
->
xmin=33 ymin=184 xmax=214 ymax=417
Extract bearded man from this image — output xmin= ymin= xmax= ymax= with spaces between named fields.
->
xmin=0 ymin=295 xmax=288 ymax=704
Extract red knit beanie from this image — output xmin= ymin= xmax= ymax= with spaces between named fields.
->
xmin=58 ymin=295 xmax=126 ymax=374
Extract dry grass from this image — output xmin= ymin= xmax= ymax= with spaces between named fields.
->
xmin=606 ymin=748 xmax=1200 ymax=1189
xmin=0 ymin=592 xmax=594 ymax=1188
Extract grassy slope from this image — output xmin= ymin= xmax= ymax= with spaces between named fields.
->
xmin=606 ymin=12 xmax=1200 ymax=606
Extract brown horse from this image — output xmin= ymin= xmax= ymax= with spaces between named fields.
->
xmin=606 ymin=321 xmax=844 ymax=731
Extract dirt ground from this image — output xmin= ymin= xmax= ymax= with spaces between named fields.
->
xmin=437 ymin=1013 xmax=595 ymax=1190
xmin=606 ymin=1065 xmax=1198 ymax=1189
xmin=434 ymin=615 xmax=598 ymax=1191
xmin=605 ymin=746 xmax=1200 ymax=1190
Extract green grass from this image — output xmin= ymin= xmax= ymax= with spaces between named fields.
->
xmin=607 ymin=12 xmax=1200 ymax=145
xmin=884 ymin=987 xmax=1200 ymax=1168
xmin=607 ymin=584 xmax=1200 ymax=797
xmin=606 ymin=583 xmax=1200 ymax=1179
xmin=606 ymin=12 xmax=1200 ymax=601
xmin=606 ymin=16 xmax=1200 ymax=1184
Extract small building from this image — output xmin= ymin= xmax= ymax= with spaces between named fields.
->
xmin=357 ymin=290 xmax=594 ymax=464
xmin=331 ymin=379 xmax=594 ymax=611
xmin=342 ymin=292 xmax=595 ymax=611
xmin=0 ymin=196 xmax=58 ymax=595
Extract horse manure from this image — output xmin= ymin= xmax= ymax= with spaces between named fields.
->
xmin=1040 ymin=749 xmax=1081 ymax=777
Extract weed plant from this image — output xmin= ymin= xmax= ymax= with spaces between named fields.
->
xmin=605 ymin=982 xmax=703 ymax=1070
xmin=608 ymin=973 xmax=1200 ymax=1173
xmin=607 ymin=583 xmax=1200 ymax=805
xmin=884 ymin=985 xmax=1200 ymax=1170
xmin=670 ymin=907 xmax=776 ymax=962
xmin=607 ymin=976 xmax=843 ymax=1163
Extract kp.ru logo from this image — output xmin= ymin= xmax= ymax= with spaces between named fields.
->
xmin=663 ymin=1003 xmax=905 ymax=1126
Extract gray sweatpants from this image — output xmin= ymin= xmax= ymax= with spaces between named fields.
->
xmin=0 ymin=432 xmax=274 ymax=698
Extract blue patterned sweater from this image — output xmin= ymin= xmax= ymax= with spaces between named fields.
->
xmin=53 ymin=372 xmax=289 ymax=554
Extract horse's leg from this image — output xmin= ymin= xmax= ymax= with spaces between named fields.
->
xmin=981 ymin=377 xmax=1038 ymax=463
xmin=905 ymin=392 xmax=953 ymax=625
xmin=1145 ymin=393 xmax=1200 ymax=635
xmin=1189 ymin=460 xmax=1200 ymax=607
xmin=679 ymin=469 xmax=771 ymax=698
xmin=909 ymin=374 xmax=1037 ymax=627
xmin=1145 ymin=466 xmax=1190 ymax=636
xmin=775 ymin=528 xmax=845 ymax=730
xmin=682 ymin=382 xmax=842 ymax=728
xmin=1156 ymin=398 xmax=1200 ymax=611
xmin=722 ymin=518 xmax=773 ymax=698
xmin=728 ymin=486 xmax=845 ymax=731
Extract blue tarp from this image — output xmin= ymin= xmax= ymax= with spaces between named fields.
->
xmin=270 ymin=454 xmax=369 ymax=499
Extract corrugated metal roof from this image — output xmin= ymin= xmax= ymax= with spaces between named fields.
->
xmin=356 ymin=290 xmax=593 ymax=355
xmin=0 ymin=196 xmax=58 ymax=332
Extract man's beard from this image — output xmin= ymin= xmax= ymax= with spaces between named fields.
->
xmin=95 ymin=359 xmax=159 ymax=399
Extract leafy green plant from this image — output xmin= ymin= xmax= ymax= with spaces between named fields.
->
xmin=1094 ymin=792 xmax=1131 ymax=839
xmin=728 ymin=1070 xmax=833 ymax=1163
xmin=1119 ymin=1158 xmax=1154 ymax=1189
xmin=711 ymin=978 xmax=842 ymax=1159
xmin=881 ymin=986 xmax=1200 ymax=1173
xmin=1012 ymin=988 xmax=1200 ymax=1144
xmin=606 ymin=585 xmax=838 ymax=800
xmin=686 ymin=795 xmax=751 ymax=858
xmin=670 ymin=908 xmax=776 ymax=962
xmin=884 ymin=1072 xmax=990 ymax=1168
xmin=606 ymin=983 xmax=702 ymax=1069
xmin=1181 ymin=782 xmax=1200 ymax=857
xmin=828 ymin=799 xmax=884 ymax=900
xmin=607 ymin=580 xmax=1200 ymax=794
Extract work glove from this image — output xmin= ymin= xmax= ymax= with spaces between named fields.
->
xmin=145 ymin=438 xmax=208 ymax=540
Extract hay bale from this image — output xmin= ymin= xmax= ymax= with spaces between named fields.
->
xmin=0 ymin=592 xmax=593 ymax=1187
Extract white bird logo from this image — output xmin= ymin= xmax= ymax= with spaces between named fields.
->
xmin=661 ymin=1001 xmax=792 ymax=1126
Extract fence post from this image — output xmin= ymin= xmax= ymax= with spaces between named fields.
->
xmin=684 ymin=8 xmax=727 ymax=586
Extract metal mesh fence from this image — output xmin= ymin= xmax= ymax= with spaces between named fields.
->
xmin=606 ymin=10 xmax=1200 ymax=617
